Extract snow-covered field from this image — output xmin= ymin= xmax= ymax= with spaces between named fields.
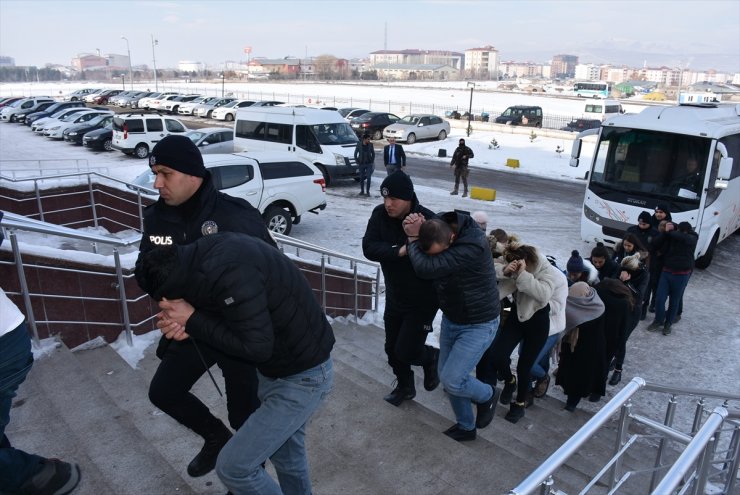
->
xmin=1 ymin=81 xmax=738 ymax=428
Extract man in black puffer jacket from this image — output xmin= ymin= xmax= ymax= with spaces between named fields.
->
xmin=136 ymin=232 xmax=334 ymax=495
xmin=138 ymin=135 xmax=276 ymax=479
xmin=362 ymin=171 xmax=440 ymax=407
xmin=405 ymin=212 xmax=500 ymax=442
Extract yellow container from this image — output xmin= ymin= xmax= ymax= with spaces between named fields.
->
xmin=470 ymin=186 xmax=496 ymax=201
xmin=506 ymin=158 xmax=520 ymax=168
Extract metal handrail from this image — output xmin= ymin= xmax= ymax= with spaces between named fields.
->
xmin=509 ymin=378 xmax=740 ymax=495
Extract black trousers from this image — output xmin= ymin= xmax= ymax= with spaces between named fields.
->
xmin=489 ymin=303 xmax=550 ymax=403
xmin=384 ymin=306 xmax=438 ymax=384
xmin=148 ymin=339 xmax=260 ymax=438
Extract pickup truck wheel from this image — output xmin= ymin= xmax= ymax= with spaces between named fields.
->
xmin=263 ymin=206 xmax=293 ymax=236
xmin=134 ymin=143 xmax=150 ymax=159
xmin=406 ymin=133 xmax=417 ymax=145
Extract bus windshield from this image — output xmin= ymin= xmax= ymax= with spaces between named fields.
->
xmin=589 ymin=127 xmax=711 ymax=204
xmin=311 ymin=122 xmax=359 ymax=145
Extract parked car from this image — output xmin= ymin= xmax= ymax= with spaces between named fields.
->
xmin=31 ymin=107 xmax=91 ymax=133
xmin=560 ymin=118 xmax=601 ymax=132
xmin=339 ymin=108 xmax=370 ymax=121
xmin=151 ymin=94 xmax=182 ymax=112
xmin=0 ymin=96 xmax=25 ymax=108
xmin=211 ymin=100 xmax=257 ymax=121
xmin=63 ymin=88 xmax=100 ymax=101
xmin=13 ymin=101 xmax=56 ymax=124
xmin=494 ymin=105 xmax=543 ymax=127
xmin=43 ymin=109 xmax=113 ymax=139
xmin=0 ymin=97 xmax=55 ymax=123
xmin=130 ymin=151 xmax=327 ymax=235
xmin=111 ymin=113 xmax=188 ymax=158
xmin=194 ymin=97 xmax=236 ymax=118
xmin=108 ymin=91 xmax=139 ymax=107
xmin=123 ymin=92 xmax=156 ymax=108
xmin=63 ymin=114 xmax=115 ymax=145
xmin=82 ymin=89 xmax=106 ymax=103
xmin=92 ymin=89 xmax=123 ymax=105
xmin=162 ymin=94 xmax=202 ymax=114
xmin=25 ymin=101 xmax=87 ymax=127
xmin=177 ymin=96 xmax=218 ymax=115
xmin=184 ymin=127 xmax=234 ymax=154
xmin=382 ymin=114 xmax=450 ymax=144
xmin=136 ymin=92 xmax=177 ymax=110
xmin=142 ymin=93 xmax=179 ymax=111
xmin=349 ymin=112 xmax=400 ymax=140
xmin=249 ymin=100 xmax=284 ymax=107
xmin=82 ymin=125 xmax=113 ymax=151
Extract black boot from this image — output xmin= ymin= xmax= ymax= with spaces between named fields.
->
xmin=504 ymin=401 xmax=525 ymax=424
xmin=187 ymin=422 xmax=233 ymax=477
xmin=609 ymin=369 xmax=622 ymax=386
xmin=499 ymin=375 xmax=517 ymax=405
xmin=475 ymin=388 xmax=499 ymax=428
xmin=383 ymin=378 xmax=416 ymax=407
xmin=422 ymin=347 xmax=440 ymax=392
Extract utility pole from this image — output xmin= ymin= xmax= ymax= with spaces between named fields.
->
xmin=151 ymin=34 xmax=159 ymax=91
xmin=121 ymin=35 xmax=133 ymax=90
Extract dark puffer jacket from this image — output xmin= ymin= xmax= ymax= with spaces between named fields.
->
xmin=139 ymin=172 xmax=276 ymax=253
xmin=408 ymin=213 xmax=500 ymax=324
xmin=149 ymin=232 xmax=335 ymax=378
xmin=655 ymin=229 xmax=699 ymax=272
xmin=362 ymin=196 xmax=438 ymax=312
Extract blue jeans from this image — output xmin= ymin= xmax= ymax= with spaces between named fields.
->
xmin=654 ymin=271 xmax=691 ymax=325
xmin=0 ymin=321 xmax=43 ymax=491
xmin=529 ymin=333 xmax=560 ymax=381
xmin=216 ymin=358 xmax=333 ymax=495
xmin=438 ymin=315 xmax=498 ymax=431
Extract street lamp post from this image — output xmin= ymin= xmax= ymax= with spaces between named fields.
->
xmin=151 ymin=34 xmax=158 ymax=91
xmin=120 ymin=75 xmax=125 ymax=90
xmin=466 ymin=81 xmax=475 ymax=137
xmin=121 ymin=35 xmax=133 ymax=90
xmin=221 ymin=72 xmax=225 ymax=97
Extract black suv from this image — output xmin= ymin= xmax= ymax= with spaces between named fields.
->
xmin=349 ymin=112 xmax=400 ymax=140
xmin=494 ymin=106 xmax=543 ymax=127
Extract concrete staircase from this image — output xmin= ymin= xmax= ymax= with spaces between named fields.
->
xmin=6 ymin=320 xmax=659 ymax=494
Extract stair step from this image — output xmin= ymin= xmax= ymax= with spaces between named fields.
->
xmin=15 ymin=341 xmax=195 ymax=494
xmin=73 ymin=343 xmax=227 ymax=494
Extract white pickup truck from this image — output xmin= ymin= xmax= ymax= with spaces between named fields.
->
xmin=130 ymin=151 xmax=327 ymax=235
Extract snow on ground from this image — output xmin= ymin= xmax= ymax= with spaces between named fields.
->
xmin=2 ymin=82 xmax=739 ymax=427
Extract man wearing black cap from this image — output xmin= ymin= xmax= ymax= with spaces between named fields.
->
xmin=362 ymin=172 xmax=440 ymax=406
xmin=137 ymin=134 xmax=276 ymax=478
xmin=450 ymin=138 xmax=474 ymax=197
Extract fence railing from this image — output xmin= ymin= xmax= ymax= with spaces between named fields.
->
xmin=509 ymin=377 xmax=740 ymax=495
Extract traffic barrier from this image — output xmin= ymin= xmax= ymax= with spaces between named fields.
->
xmin=470 ymin=186 xmax=496 ymax=201
xmin=506 ymin=158 xmax=520 ymax=168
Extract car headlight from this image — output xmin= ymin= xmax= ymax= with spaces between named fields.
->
xmin=51 ymin=126 xmax=60 ymax=130
xmin=334 ymin=153 xmax=346 ymax=166
xmin=68 ymin=131 xmax=78 ymax=136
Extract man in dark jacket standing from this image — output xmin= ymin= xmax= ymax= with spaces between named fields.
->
xmin=136 ymin=232 xmax=334 ymax=495
xmin=405 ymin=212 xmax=500 ymax=441
xmin=648 ymin=222 xmax=698 ymax=335
xmin=362 ymin=171 xmax=440 ymax=406
xmin=354 ymin=133 xmax=375 ymax=196
xmin=383 ymin=137 xmax=406 ymax=174
xmin=449 ymin=138 xmax=474 ymax=197
xmin=137 ymin=135 xmax=276 ymax=478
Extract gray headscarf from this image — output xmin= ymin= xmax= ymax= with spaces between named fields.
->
xmin=565 ymin=282 xmax=605 ymax=331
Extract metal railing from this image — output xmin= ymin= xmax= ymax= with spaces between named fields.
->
xmin=509 ymin=378 xmax=740 ymax=495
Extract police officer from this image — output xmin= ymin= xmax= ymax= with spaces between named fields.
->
xmin=137 ymin=135 xmax=276 ymax=478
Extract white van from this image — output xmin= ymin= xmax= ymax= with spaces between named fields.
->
xmin=583 ymin=99 xmax=624 ymax=121
xmin=234 ymin=107 xmax=360 ymax=184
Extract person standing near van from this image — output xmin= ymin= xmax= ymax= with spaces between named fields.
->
xmin=383 ymin=137 xmax=406 ymax=174
xmin=450 ymin=138 xmax=474 ymax=197
xmin=138 ymin=135 xmax=276 ymax=479
xmin=355 ymin=133 xmax=375 ymax=196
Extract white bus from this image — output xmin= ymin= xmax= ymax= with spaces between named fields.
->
xmin=574 ymin=81 xmax=610 ymax=99
xmin=569 ymin=102 xmax=740 ymax=268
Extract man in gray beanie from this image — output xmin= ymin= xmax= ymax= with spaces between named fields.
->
xmin=137 ymin=134 xmax=277 ymax=478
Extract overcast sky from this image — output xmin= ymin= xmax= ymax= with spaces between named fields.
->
xmin=1 ymin=0 xmax=738 ymax=72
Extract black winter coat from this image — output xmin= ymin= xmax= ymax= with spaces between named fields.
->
xmin=362 ymin=197 xmax=438 ymax=312
xmin=139 ymin=173 xmax=276 ymax=253
xmin=596 ymin=285 xmax=632 ymax=365
xmin=588 ymin=256 xmax=620 ymax=281
xmin=151 ymin=232 xmax=335 ymax=378
xmin=654 ymin=230 xmax=698 ymax=272
xmin=450 ymin=145 xmax=474 ymax=169
xmin=408 ymin=213 xmax=500 ymax=324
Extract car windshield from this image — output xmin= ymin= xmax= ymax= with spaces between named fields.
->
xmin=338 ymin=108 xmax=357 ymax=117
xmin=186 ymin=131 xmax=207 ymax=142
xmin=220 ymin=100 xmax=240 ymax=108
xmin=61 ymin=112 xmax=88 ymax=122
xmin=589 ymin=127 xmax=710 ymax=204
xmin=312 ymin=122 xmax=359 ymax=145
xmin=87 ymin=114 xmax=108 ymax=126
xmin=398 ymin=115 xmax=421 ymax=125
xmin=131 ymin=170 xmax=156 ymax=190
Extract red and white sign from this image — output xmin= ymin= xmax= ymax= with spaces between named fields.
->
xmin=243 ymin=46 xmax=252 ymax=54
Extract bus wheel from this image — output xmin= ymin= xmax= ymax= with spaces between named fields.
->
xmin=695 ymin=231 xmax=718 ymax=269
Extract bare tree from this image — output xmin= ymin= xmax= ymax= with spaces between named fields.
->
xmin=314 ymin=54 xmax=338 ymax=80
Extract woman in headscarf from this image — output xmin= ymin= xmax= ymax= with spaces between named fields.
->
xmin=556 ymin=281 xmax=607 ymax=411
xmin=596 ymin=278 xmax=634 ymax=387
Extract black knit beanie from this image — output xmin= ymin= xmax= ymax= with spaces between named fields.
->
xmin=566 ymin=250 xmax=586 ymax=273
xmin=149 ymin=135 xmax=206 ymax=177
xmin=380 ymin=171 xmax=414 ymax=201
